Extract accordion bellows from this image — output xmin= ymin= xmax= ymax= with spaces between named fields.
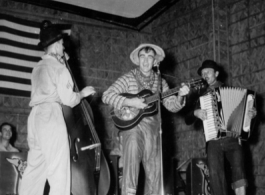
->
xmin=199 ymin=87 xmax=256 ymax=142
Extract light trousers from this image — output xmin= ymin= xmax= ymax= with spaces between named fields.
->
xmin=20 ymin=103 xmax=70 ymax=195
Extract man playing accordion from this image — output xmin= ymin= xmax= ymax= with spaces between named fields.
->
xmin=185 ymin=60 xmax=257 ymax=195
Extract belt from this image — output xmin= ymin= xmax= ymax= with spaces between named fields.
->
xmin=219 ymin=131 xmax=227 ymax=138
xmin=218 ymin=131 xmax=239 ymax=139
xmin=212 ymin=131 xmax=227 ymax=140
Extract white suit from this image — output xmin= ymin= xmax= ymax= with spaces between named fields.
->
xmin=20 ymin=54 xmax=81 ymax=195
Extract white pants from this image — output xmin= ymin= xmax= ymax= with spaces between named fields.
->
xmin=20 ymin=103 xmax=70 ymax=195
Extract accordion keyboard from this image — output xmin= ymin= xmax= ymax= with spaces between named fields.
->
xmin=199 ymin=93 xmax=219 ymax=142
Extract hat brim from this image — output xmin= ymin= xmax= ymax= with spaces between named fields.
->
xmin=38 ymin=33 xmax=68 ymax=49
xmin=197 ymin=66 xmax=204 ymax=76
xmin=130 ymin=43 xmax=165 ymax=65
xmin=197 ymin=64 xmax=220 ymax=76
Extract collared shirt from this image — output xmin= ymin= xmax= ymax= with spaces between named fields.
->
xmin=204 ymin=81 xmax=224 ymax=94
xmin=29 ymin=54 xmax=81 ymax=108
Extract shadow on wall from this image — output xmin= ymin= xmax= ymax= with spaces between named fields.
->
xmin=158 ymin=51 xmax=181 ymax=86
xmin=216 ymin=62 xmax=228 ymax=85
xmin=64 ymin=35 xmax=84 ymax=88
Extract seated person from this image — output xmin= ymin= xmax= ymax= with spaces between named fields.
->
xmin=0 ymin=122 xmax=19 ymax=152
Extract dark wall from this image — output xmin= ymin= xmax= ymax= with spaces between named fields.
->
xmin=151 ymin=0 xmax=265 ymax=194
xmin=0 ymin=0 xmax=265 ymax=194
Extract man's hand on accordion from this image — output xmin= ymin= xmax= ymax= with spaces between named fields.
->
xmin=194 ymin=109 xmax=208 ymax=121
xmin=248 ymin=107 xmax=257 ymax=119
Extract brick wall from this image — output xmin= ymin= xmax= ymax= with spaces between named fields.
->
xmin=1 ymin=0 xmax=265 ymax=194
xmin=228 ymin=0 xmax=265 ymax=194
xmin=151 ymin=0 xmax=213 ymax=166
xmin=151 ymin=0 xmax=265 ymax=194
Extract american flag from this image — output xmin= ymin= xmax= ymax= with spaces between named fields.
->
xmin=0 ymin=14 xmax=71 ymax=97
xmin=0 ymin=14 xmax=43 ymax=97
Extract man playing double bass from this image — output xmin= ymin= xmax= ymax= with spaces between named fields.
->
xmin=20 ymin=20 xmax=95 ymax=195
xmin=102 ymin=43 xmax=190 ymax=195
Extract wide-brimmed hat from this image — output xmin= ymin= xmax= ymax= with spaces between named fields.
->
xmin=130 ymin=43 xmax=165 ymax=65
xmin=38 ymin=20 xmax=68 ymax=49
xmin=197 ymin=60 xmax=220 ymax=76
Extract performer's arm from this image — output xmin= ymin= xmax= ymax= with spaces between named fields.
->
xmin=102 ymin=74 xmax=131 ymax=110
xmin=57 ymin=68 xmax=95 ymax=108
xmin=162 ymin=81 xmax=189 ymax=113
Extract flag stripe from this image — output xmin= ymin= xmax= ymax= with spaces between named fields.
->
xmin=1 ymin=43 xmax=44 ymax=57
xmin=0 ymin=25 xmax=39 ymax=39
xmin=0 ymin=13 xmax=40 ymax=29
xmin=0 ymin=50 xmax=41 ymax=62
xmin=0 ymin=32 xmax=40 ymax=46
xmin=0 ymin=87 xmax=31 ymax=97
xmin=0 ymin=38 xmax=41 ymax=51
xmin=0 ymin=62 xmax=33 ymax=73
xmin=0 ymin=69 xmax=31 ymax=79
xmin=0 ymin=56 xmax=37 ymax=69
xmin=0 ymin=75 xmax=31 ymax=85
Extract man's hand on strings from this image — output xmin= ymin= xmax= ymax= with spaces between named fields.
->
xmin=176 ymin=83 xmax=190 ymax=104
xmin=178 ymin=83 xmax=190 ymax=96
xmin=123 ymin=98 xmax=147 ymax=109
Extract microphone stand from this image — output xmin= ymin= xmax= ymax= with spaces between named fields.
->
xmin=155 ymin=63 xmax=165 ymax=195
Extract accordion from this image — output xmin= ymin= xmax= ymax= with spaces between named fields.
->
xmin=199 ymin=87 xmax=256 ymax=142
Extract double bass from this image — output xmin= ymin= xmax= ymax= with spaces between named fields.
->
xmin=62 ymin=53 xmax=110 ymax=195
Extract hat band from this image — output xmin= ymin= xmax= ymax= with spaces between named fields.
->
xmin=41 ymin=33 xmax=64 ymax=48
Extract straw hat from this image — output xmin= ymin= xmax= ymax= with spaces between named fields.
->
xmin=130 ymin=43 xmax=165 ymax=65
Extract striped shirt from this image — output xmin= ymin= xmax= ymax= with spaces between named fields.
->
xmin=102 ymin=68 xmax=184 ymax=112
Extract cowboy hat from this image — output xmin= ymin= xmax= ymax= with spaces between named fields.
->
xmin=38 ymin=20 xmax=68 ymax=49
